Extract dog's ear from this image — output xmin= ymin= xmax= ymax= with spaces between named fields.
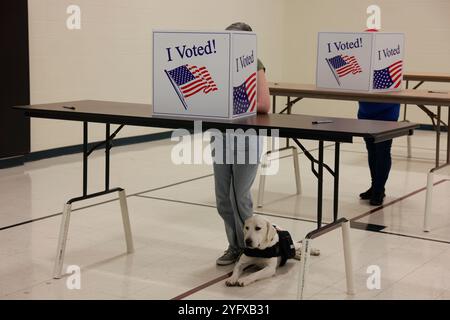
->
xmin=265 ymin=221 xmax=277 ymax=246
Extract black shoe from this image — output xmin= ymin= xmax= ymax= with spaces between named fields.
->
xmin=369 ymin=192 xmax=386 ymax=206
xmin=359 ymin=188 xmax=373 ymax=200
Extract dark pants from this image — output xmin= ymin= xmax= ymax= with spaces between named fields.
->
xmin=364 ymin=139 xmax=393 ymax=194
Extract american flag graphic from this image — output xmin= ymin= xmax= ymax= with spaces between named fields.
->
xmin=373 ymin=60 xmax=403 ymax=89
xmin=326 ymin=55 xmax=362 ymax=78
xmin=233 ymin=72 xmax=257 ymax=115
xmin=165 ymin=64 xmax=218 ymax=109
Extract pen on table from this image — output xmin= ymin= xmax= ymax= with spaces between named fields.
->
xmin=62 ymin=106 xmax=76 ymax=110
xmin=428 ymin=90 xmax=448 ymax=94
xmin=312 ymin=120 xmax=333 ymax=124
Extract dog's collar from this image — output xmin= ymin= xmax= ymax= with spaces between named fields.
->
xmin=244 ymin=243 xmax=280 ymax=260
xmin=243 ymin=230 xmax=295 ymax=266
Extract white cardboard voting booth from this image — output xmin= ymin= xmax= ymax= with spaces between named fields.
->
xmin=316 ymin=32 xmax=405 ymax=92
xmin=153 ymin=30 xmax=257 ymax=119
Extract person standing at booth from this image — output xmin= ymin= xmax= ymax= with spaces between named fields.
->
xmin=358 ymin=29 xmax=400 ymax=206
xmin=212 ymin=22 xmax=271 ymax=266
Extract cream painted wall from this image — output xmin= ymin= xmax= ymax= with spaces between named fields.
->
xmin=282 ymin=0 xmax=450 ymax=122
xmin=27 ymin=0 xmax=286 ymax=151
xmin=28 ymin=0 xmax=449 ymax=151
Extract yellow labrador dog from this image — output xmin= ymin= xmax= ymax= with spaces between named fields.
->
xmin=226 ymin=215 xmax=319 ymax=287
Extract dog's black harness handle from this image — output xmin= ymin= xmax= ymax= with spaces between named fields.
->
xmin=244 ymin=230 xmax=296 ymax=266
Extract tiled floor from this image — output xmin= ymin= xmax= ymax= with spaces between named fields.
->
xmin=0 ymin=130 xmax=449 ymax=300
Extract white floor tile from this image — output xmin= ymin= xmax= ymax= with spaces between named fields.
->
xmin=0 ymin=130 xmax=449 ymax=300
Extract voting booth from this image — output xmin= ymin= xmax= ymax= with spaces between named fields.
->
xmin=316 ymin=32 xmax=405 ymax=92
xmin=153 ymin=30 xmax=257 ymax=119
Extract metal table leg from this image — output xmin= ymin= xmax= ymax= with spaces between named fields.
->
xmin=423 ymin=106 xmax=450 ymax=232
xmin=436 ymin=106 xmax=441 ymax=168
xmin=292 ymin=147 xmax=302 ymax=195
xmin=257 ymin=153 xmax=269 ymax=208
xmin=297 ymin=218 xmax=354 ymax=299
xmin=317 ymin=141 xmax=324 ymax=229
xmin=448 ymin=107 xmax=450 ymax=164
xmin=333 ymin=143 xmax=340 ymax=221
xmin=404 ymin=80 xmax=412 ymax=158
xmin=53 ymin=203 xmax=72 ymax=279
xmin=53 ymin=123 xmax=133 ymax=279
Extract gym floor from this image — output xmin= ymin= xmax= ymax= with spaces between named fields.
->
xmin=0 ymin=130 xmax=449 ymax=300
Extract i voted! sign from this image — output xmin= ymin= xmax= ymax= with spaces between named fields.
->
xmin=316 ymin=32 xmax=405 ymax=92
xmin=153 ymin=30 xmax=257 ymax=119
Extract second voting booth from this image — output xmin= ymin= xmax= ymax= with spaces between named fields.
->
xmin=316 ymin=32 xmax=405 ymax=92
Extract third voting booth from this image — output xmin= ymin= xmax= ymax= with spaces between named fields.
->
xmin=316 ymin=32 xmax=405 ymax=92
xmin=153 ymin=30 xmax=257 ymax=119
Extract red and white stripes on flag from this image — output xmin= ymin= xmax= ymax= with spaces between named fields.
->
xmin=233 ymin=72 xmax=257 ymax=115
xmin=246 ymin=72 xmax=257 ymax=112
xmin=386 ymin=60 xmax=403 ymax=87
xmin=335 ymin=55 xmax=362 ymax=77
xmin=327 ymin=54 xmax=362 ymax=78
xmin=180 ymin=65 xmax=218 ymax=98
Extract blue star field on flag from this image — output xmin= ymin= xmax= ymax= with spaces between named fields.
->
xmin=233 ymin=72 xmax=257 ymax=115
xmin=233 ymin=82 xmax=251 ymax=115
xmin=373 ymin=68 xmax=394 ymax=89
xmin=373 ymin=60 xmax=403 ymax=89
xmin=167 ymin=65 xmax=196 ymax=86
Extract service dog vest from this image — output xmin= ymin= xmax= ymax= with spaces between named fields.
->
xmin=243 ymin=229 xmax=296 ymax=266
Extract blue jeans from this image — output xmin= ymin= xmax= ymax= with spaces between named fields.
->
xmin=364 ymin=138 xmax=393 ymax=193
xmin=213 ymin=163 xmax=258 ymax=250
xmin=211 ymin=133 xmax=261 ymax=250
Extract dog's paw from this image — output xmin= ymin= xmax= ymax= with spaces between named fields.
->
xmin=236 ymin=278 xmax=250 ymax=287
xmin=225 ymin=277 xmax=239 ymax=287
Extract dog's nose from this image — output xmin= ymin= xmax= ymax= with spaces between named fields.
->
xmin=245 ymin=238 xmax=252 ymax=247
